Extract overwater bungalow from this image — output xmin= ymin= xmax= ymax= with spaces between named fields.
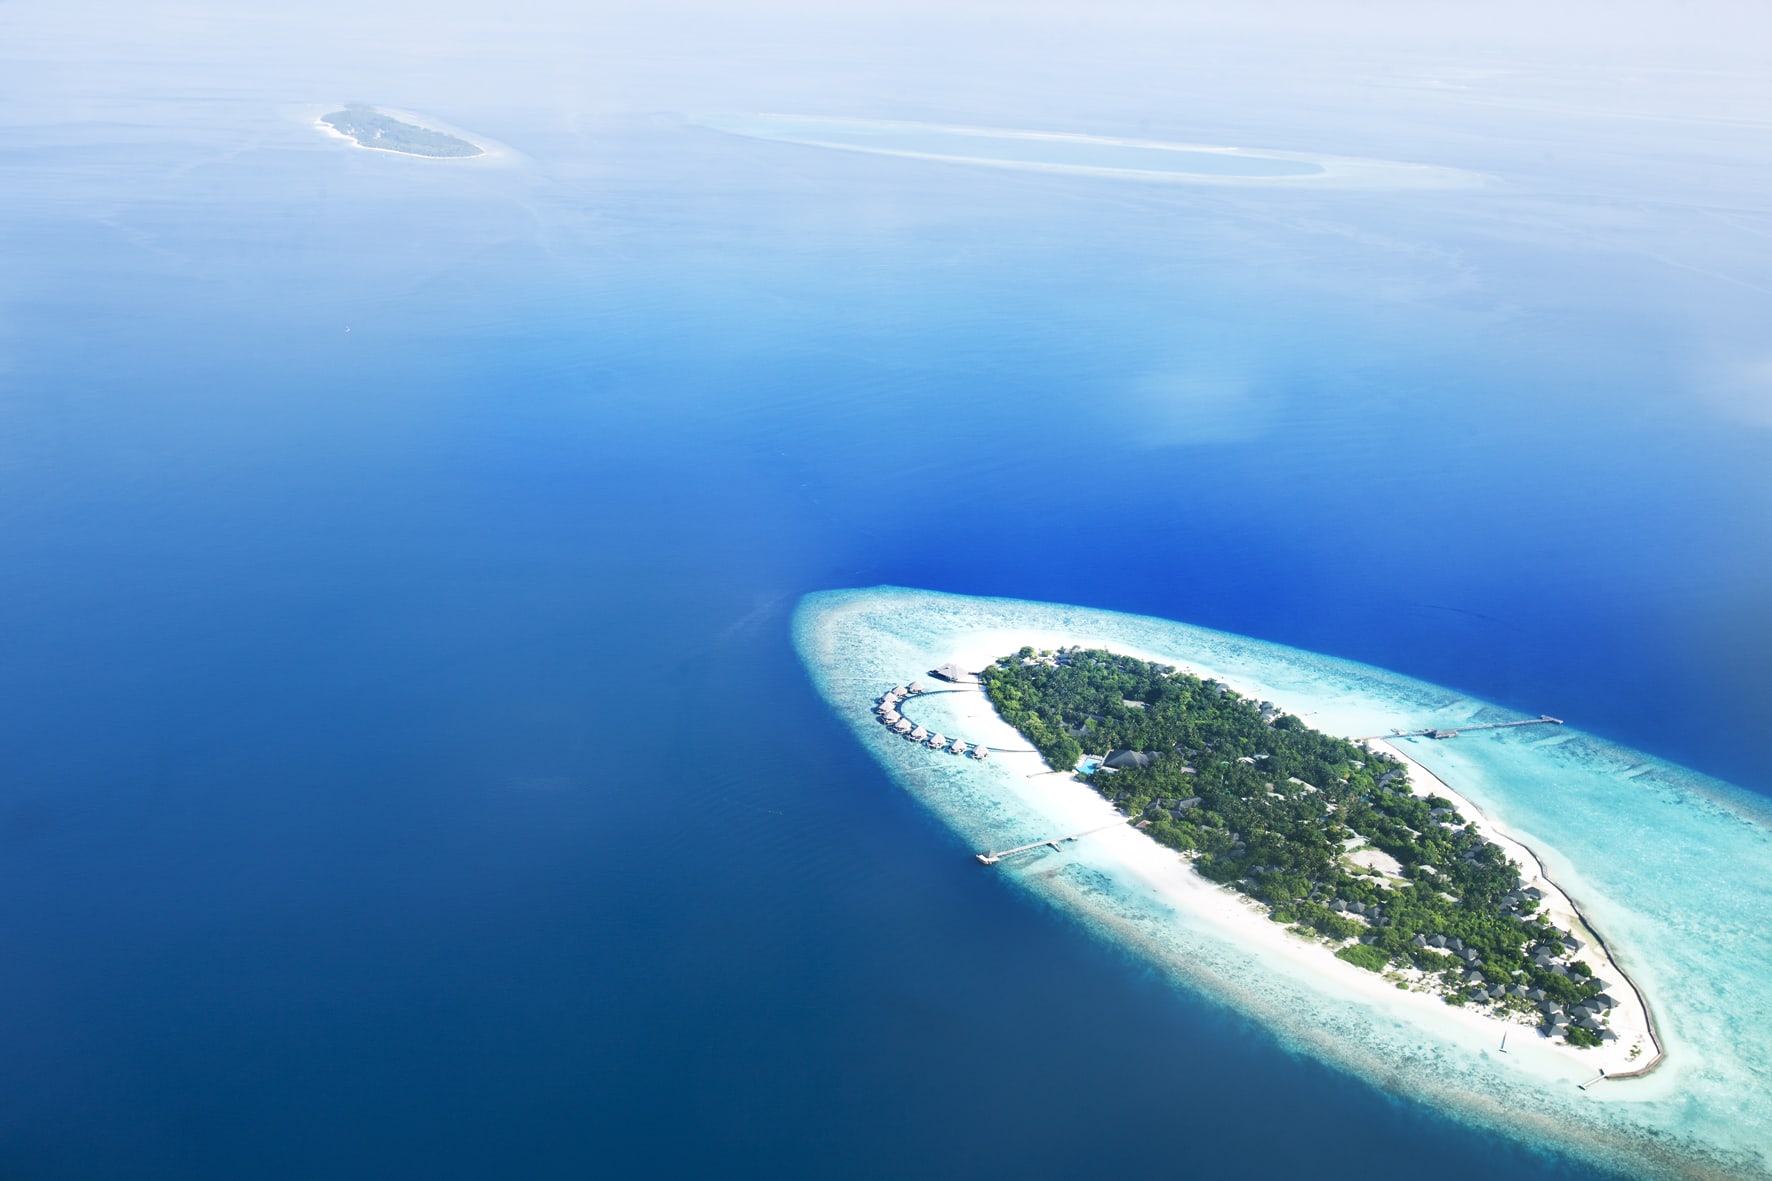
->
xmin=893 ymin=718 xmax=913 ymax=734
xmin=971 ymin=746 xmax=989 ymax=760
xmin=931 ymin=662 xmax=977 ymax=684
xmin=910 ymin=726 xmax=928 ymax=741
xmin=880 ymin=710 xmax=900 ymax=725
xmin=949 ymin=738 xmax=967 ymax=754
xmin=906 ymin=681 xmax=925 ymax=694
xmin=892 ymin=685 xmax=908 ymax=697
xmin=927 ymin=733 xmax=947 ymax=748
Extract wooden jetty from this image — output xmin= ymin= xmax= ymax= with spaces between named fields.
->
xmin=975 ymin=820 xmax=1130 ymax=865
xmin=1359 ymin=715 xmax=1563 ymax=742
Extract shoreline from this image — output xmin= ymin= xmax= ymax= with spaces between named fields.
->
xmin=1367 ymin=738 xmax=1664 ymax=1078
xmin=882 ymin=632 xmax=1661 ymax=1080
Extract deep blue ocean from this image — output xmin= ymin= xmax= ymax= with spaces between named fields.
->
xmin=3 ymin=12 xmax=1770 ymax=1177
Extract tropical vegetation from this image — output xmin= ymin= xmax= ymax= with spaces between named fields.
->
xmin=981 ymin=646 xmax=1612 ymax=1042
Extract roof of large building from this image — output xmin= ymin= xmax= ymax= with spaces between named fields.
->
xmin=931 ymin=662 xmax=978 ymax=684
xmin=1105 ymin=750 xmax=1154 ymax=770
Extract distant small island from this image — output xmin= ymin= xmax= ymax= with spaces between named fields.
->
xmin=970 ymin=647 xmax=1656 ymax=1062
xmin=317 ymin=105 xmax=483 ymax=159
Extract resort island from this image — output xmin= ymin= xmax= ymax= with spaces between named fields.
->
xmin=797 ymin=587 xmax=1772 ymax=1173
xmin=316 ymin=105 xmax=484 ymax=158
xmin=878 ymin=645 xmax=1661 ymax=1075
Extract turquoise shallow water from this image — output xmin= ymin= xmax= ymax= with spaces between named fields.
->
xmin=798 ymin=588 xmax=1772 ymax=1181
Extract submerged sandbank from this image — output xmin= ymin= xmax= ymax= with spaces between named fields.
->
xmin=697 ymin=114 xmax=1483 ymax=189
xmin=795 ymin=588 xmax=1772 ymax=1180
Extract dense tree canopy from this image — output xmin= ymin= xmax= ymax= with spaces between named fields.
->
xmin=982 ymin=647 xmax=1607 ymax=1040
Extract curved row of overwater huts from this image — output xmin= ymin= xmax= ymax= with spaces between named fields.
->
xmin=874 ymin=681 xmax=990 ymax=759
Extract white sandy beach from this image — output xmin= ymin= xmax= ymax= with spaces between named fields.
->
xmin=878 ymin=626 xmax=1659 ymax=1081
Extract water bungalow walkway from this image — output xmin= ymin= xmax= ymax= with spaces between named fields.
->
xmin=974 ymin=820 xmax=1131 ymax=865
xmin=1357 ymin=716 xmax=1563 ymax=742
xmin=872 ymin=673 xmax=1031 ymax=761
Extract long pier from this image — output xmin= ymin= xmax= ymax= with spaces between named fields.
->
xmin=975 ymin=820 xmax=1130 ymax=865
xmin=1360 ymin=715 xmax=1563 ymax=742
